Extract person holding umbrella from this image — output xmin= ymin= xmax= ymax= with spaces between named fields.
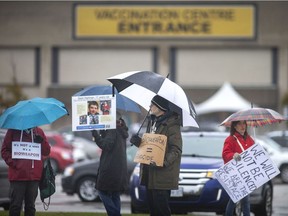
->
xmin=1 ymin=127 xmax=51 ymax=216
xmin=222 ymin=120 xmax=255 ymax=216
xmin=91 ymin=111 xmax=129 ymax=216
xmin=130 ymin=95 xmax=182 ymax=216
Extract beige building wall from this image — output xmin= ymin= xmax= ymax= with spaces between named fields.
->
xmin=0 ymin=1 xmax=288 ymax=128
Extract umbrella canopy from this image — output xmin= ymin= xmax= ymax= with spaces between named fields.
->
xmin=73 ymin=85 xmax=141 ymax=113
xmin=0 ymin=97 xmax=68 ymax=130
xmin=220 ymin=107 xmax=286 ymax=127
xmin=107 ymin=71 xmax=198 ymax=127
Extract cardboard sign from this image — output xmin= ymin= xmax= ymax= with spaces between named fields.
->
xmin=12 ymin=141 xmax=41 ymax=160
xmin=134 ymin=133 xmax=167 ymax=167
xmin=214 ymin=143 xmax=280 ymax=203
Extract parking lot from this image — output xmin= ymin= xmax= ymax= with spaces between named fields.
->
xmin=32 ymin=175 xmax=287 ymax=215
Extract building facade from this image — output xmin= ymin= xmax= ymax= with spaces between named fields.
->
xmin=0 ymin=1 xmax=288 ymax=128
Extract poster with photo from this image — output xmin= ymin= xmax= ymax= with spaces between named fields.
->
xmin=72 ymin=95 xmax=116 ymax=131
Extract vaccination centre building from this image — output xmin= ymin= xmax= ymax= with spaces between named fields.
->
xmin=0 ymin=1 xmax=288 ymax=129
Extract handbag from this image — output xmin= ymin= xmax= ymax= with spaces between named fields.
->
xmin=39 ymin=158 xmax=56 ymax=210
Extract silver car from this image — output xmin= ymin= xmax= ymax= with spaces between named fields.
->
xmin=0 ymin=129 xmax=10 ymax=210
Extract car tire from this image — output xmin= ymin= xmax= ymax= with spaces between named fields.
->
xmin=131 ymin=203 xmax=137 ymax=214
xmin=253 ymin=183 xmax=273 ymax=216
xmin=2 ymin=203 xmax=10 ymax=211
xmin=280 ymin=165 xmax=288 ymax=183
xmin=234 ymin=201 xmax=242 ymax=216
xmin=76 ymin=176 xmax=100 ymax=202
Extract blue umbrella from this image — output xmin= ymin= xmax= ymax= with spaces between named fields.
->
xmin=73 ymin=85 xmax=141 ymax=113
xmin=0 ymin=97 xmax=69 ymax=130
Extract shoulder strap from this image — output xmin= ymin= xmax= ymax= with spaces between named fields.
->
xmin=233 ymin=135 xmax=245 ymax=152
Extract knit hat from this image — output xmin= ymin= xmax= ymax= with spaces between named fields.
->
xmin=151 ymin=95 xmax=169 ymax=111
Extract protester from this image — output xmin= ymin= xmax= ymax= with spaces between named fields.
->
xmin=1 ymin=127 xmax=51 ymax=216
xmin=130 ymin=95 xmax=182 ymax=216
xmin=222 ymin=120 xmax=255 ymax=216
xmin=91 ymin=112 xmax=129 ymax=216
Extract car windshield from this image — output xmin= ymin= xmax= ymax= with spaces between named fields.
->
xmin=257 ymin=136 xmax=283 ymax=152
xmin=182 ymin=133 xmax=226 ymax=158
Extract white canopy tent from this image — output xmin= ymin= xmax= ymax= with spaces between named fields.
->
xmin=195 ymin=82 xmax=253 ymax=115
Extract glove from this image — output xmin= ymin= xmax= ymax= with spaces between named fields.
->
xmin=150 ymin=160 xmax=157 ymax=167
xmin=130 ymin=134 xmax=142 ymax=147
xmin=233 ymin=153 xmax=241 ymax=161
xmin=91 ymin=130 xmax=101 ymax=142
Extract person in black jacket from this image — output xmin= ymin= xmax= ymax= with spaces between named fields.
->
xmin=91 ymin=112 xmax=128 ymax=216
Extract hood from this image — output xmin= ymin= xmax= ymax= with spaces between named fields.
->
xmin=72 ymin=158 xmax=99 ymax=170
xmin=180 ymin=156 xmax=223 ymax=170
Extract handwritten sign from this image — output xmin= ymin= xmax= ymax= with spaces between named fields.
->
xmin=12 ymin=141 xmax=41 ymax=160
xmin=134 ymin=133 xmax=167 ymax=167
xmin=214 ymin=143 xmax=280 ymax=203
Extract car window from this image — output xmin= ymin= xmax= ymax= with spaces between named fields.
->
xmin=270 ymin=136 xmax=288 ymax=146
xmin=47 ymin=137 xmax=56 ymax=146
xmin=257 ymin=136 xmax=283 ymax=152
xmin=182 ymin=134 xmax=225 ymax=158
xmin=127 ymin=145 xmax=138 ymax=162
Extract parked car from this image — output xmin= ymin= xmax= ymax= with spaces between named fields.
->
xmin=266 ymin=130 xmax=288 ymax=149
xmin=48 ymin=145 xmax=74 ymax=173
xmin=257 ymin=135 xmax=288 ymax=183
xmin=129 ymin=131 xmax=273 ymax=216
xmin=70 ymin=136 xmax=102 ymax=161
xmin=58 ymin=125 xmax=93 ymax=144
xmin=0 ymin=129 xmax=10 ymax=210
xmin=44 ymin=131 xmax=77 ymax=173
xmin=57 ymin=125 xmax=102 ymax=161
xmin=61 ymin=145 xmax=138 ymax=202
xmin=45 ymin=131 xmax=74 ymax=150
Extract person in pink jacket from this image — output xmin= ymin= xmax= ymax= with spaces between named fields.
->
xmin=222 ymin=120 xmax=255 ymax=216
xmin=1 ymin=127 xmax=51 ymax=216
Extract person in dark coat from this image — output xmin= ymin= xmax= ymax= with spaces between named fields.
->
xmin=130 ymin=95 xmax=182 ymax=216
xmin=91 ymin=112 xmax=129 ymax=216
xmin=1 ymin=127 xmax=51 ymax=216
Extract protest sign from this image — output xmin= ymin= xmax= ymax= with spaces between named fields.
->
xmin=72 ymin=95 xmax=116 ymax=131
xmin=134 ymin=133 xmax=167 ymax=167
xmin=214 ymin=143 xmax=280 ymax=203
xmin=12 ymin=141 xmax=41 ymax=160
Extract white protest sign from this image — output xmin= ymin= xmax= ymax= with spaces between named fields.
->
xmin=214 ymin=143 xmax=280 ymax=203
xmin=72 ymin=95 xmax=116 ymax=131
xmin=12 ymin=141 xmax=41 ymax=160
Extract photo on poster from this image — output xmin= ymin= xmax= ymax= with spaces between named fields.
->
xmin=72 ymin=95 xmax=116 ymax=131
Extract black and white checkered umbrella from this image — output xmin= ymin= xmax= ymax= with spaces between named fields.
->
xmin=107 ymin=71 xmax=198 ymax=127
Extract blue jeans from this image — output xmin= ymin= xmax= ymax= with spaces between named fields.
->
xmin=98 ymin=190 xmax=121 ymax=216
xmin=225 ymin=195 xmax=250 ymax=216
